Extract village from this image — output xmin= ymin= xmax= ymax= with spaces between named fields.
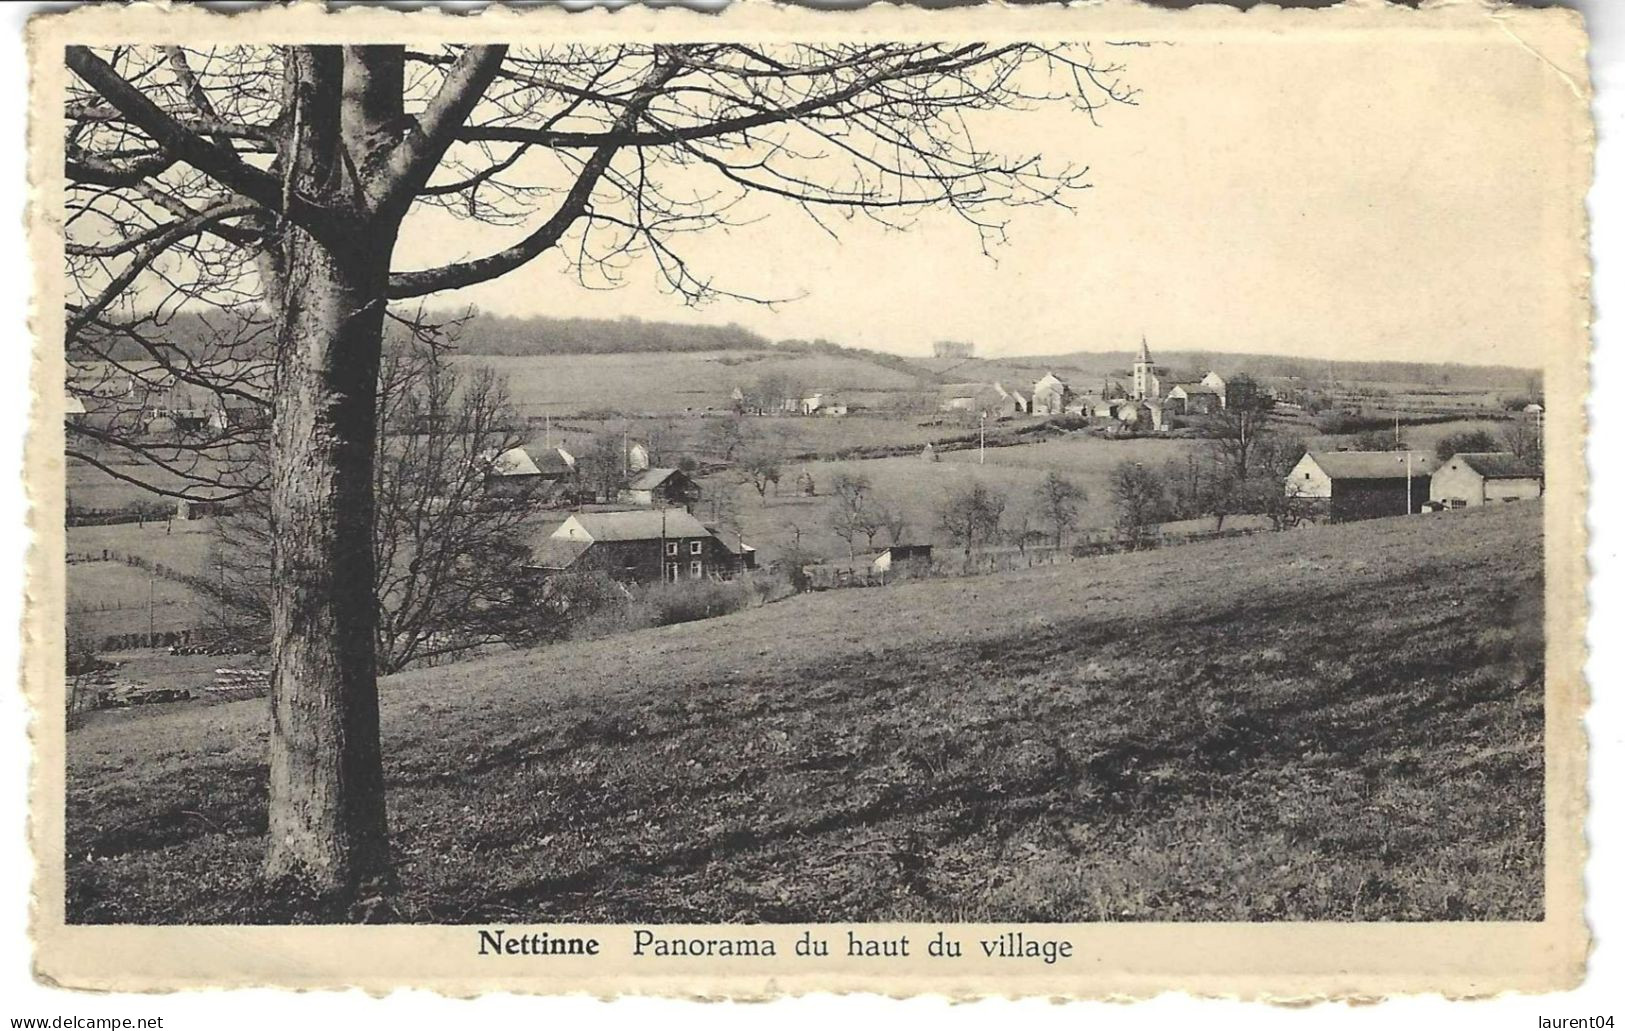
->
xmin=62 ymin=324 xmax=1544 ymax=718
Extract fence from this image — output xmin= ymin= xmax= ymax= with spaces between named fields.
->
xmin=801 ymin=524 xmax=1280 ymax=592
xmin=209 ymin=667 xmax=269 ymax=702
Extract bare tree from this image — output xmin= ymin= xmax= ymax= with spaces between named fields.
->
xmin=703 ymin=413 xmax=750 ymax=462
xmin=1109 ymin=461 xmax=1169 ymax=550
xmin=1501 ymin=417 xmax=1543 ymax=466
xmin=211 ymin=335 xmax=542 ymax=673
xmin=937 ymin=480 xmax=1005 ymax=557
xmin=826 ymin=471 xmax=873 ymax=560
xmin=64 ymin=41 xmax=1134 ymax=902
xmin=1206 ymin=373 xmax=1272 ymax=480
xmin=737 ymin=447 xmax=783 ymax=504
xmin=879 ymin=504 xmax=910 ymax=547
xmin=578 ymin=432 xmax=626 ymax=503
xmin=1034 ymin=470 xmax=1086 ymax=545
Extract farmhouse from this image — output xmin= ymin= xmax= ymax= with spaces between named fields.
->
xmin=64 ymin=393 xmax=86 ymax=426
xmin=1165 ymin=383 xmax=1223 ymax=416
xmin=1286 ymin=450 xmax=1438 ymax=521
xmin=1031 ymin=372 xmax=1072 ymax=415
xmin=526 ymin=510 xmax=749 ymax=583
xmin=1429 ymin=452 xmax=1543 ymax=508
xmin=621 ymin=467 xmax=701 ymax=509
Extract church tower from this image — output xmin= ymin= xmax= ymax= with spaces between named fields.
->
xmin=1132 ymin=335 xmax=1160 ymax=401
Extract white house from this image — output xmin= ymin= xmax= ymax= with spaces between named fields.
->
xmin=1031 ymin=372 xmax=1072 ymax=415
xmin=1429 ymin=452 xmax=1543 ymax=508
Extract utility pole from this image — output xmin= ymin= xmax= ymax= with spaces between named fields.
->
xmin=148 ymin=571 xmax=155 ymax=643
xmin=979 ymin=411 xmax=987 ymax=465
xmin=1394 ymin=412 xmax=1400 ymax=448
xmin=1405 ymin=449 xmax=1413 ymax=514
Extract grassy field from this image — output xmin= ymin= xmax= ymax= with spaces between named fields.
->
xmin=701 ymin=432 xmax=1200 ymax=564
xmin=460 ymin=350 xmax=931 ymax=418
xmin=66 ymin=502 xmax=1543 ymax=924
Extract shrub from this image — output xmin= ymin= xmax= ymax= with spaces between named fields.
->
xmin=637 ymin=577 xmax=758 ymax=627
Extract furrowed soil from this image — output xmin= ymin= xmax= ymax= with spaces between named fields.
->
xmin=66 ymin=503 xmax=1544 ymax=924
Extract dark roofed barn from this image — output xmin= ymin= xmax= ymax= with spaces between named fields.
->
xmin=1287 ymin=450 xmax=1438 ymax=521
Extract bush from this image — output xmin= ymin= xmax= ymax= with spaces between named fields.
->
xmin=66 ymin=624 xmax=104 ymax=676
xmin=638 ymin=577 xmax=758 ymax=627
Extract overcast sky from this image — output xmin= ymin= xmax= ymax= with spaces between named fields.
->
xmin=395 ymin=23 xmax=1585 ymax=369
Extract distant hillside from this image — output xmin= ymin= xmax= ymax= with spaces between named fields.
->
xmin=446 ymin=314 xmax=772 ymax=356
xmin=1005 ymin=350 xmax=1540 ymax=391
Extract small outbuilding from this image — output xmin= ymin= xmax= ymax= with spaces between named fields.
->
xmin=873 ymin=544 xmax=933 ymax=580
xmin=621 ymin=467 xmax=701 ymax=509
xmin=1429 ymin=451 xmax=1542 ymax=508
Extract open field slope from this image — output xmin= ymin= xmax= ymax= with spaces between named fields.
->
xmin=457 ymin=350 xmax=930 ymax=418
xmin=67 ymin=504 xmax=1543 ymax=924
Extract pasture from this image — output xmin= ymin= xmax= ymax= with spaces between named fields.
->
xmin=700 ymin=432 xmax=1208 ymax=565
xmin=65 ymin=502 xmax=1544 ymax=923
xmin=458 ymin=349 xmax=933 ymax=419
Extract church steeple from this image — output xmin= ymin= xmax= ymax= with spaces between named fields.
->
xmin=1132 ymin=334 xmax=1159 ymax=401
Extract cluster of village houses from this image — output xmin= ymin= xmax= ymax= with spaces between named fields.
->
xmin=939 ymin=338 xmax=1229 ymax=430
xmin=745 ymin=338 xmax=1233 ymax=431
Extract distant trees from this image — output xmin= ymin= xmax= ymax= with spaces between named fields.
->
xmin=937 ymin=480 xmax=1006 ymax=557
xmin=1435 ymin=428 xmax=1503 ymax=461
xmin=1501 ymin=417 xmax=1543 ymax=465
xmin=1352 ymin=428 xmax=1406 ymax=452
xmin=1109 ymin=461 xmax=1170 ymax=550
xmin=744 ymin=371 xmax=801 ymax=415
xmin=704 ymin=413 xmax=749 ymax=462
xmin=737 ymin=447 xmax=784 ymax=503
xmin=578 ymin=433 xmax=627 ymax=502
xmin=826 ymin=471 xmax=874 ymax=560
xmin=1034 ymin=471 xmax=1086 ymax=546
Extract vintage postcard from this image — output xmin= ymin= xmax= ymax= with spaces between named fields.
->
xmin=24 ymin=0 xmax=1591 ymax=998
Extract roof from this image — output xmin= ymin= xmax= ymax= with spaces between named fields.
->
xmin=1170 ymin=383 xmax=1221 ymax=396
xmin=1034 ymin=373 xmax=1067 ymax=391
xmin=1306 ymin=450 xmax=1439 ymax=480
xmin=710 ymin=531 xmax=755 ymax=557
xmin=1453 ymin=452 xmax=1542 ymax=480
xmin=484 ymin=447 xmax=542 ymax=478
xmin=555 ymin=508 xmax=714 ymax=542
xmin=881 ymin=543 xmax=933 ymax=555
xmin=626 ymin=467 xmax=685 ymax=491
xmin=64 ymin=393 xmax=86 ymax=415
xmin=527 ymin=538 xmax=592 ymax=570
xmin=1137 ymin=336 xmax=1153 ymax=363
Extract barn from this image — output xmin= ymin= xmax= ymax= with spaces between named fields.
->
xmin=1286 ymin=450 xmax=1439 ymax=521
xmin=621 ymin=467 xmax=701 ymax=509
xmin=1429 ymin=452 xmax=1542 ymax=508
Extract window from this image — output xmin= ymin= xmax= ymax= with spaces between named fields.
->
xmin=665 ymin=562 xmax=679 ymax=582
xmin=689 ymin=540 xmax=703 ymax=555
xmin=690 ymin=560 xmax=703 ymax=578
xmin=665 ymin=541 xmax=678 ymax=556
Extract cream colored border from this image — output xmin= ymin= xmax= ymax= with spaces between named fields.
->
xmin=24 ymin=0 xmax=1593 ymax=997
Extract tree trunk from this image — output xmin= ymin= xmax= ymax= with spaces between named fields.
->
xmin=263 ymin=223 xmax=392 ymax=898
xmin=261 ymin=45 xmax=400 ymax=900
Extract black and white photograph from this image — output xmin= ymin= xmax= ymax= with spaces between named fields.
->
xmin=23 ymin=0 xmax=1596 ymax=998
